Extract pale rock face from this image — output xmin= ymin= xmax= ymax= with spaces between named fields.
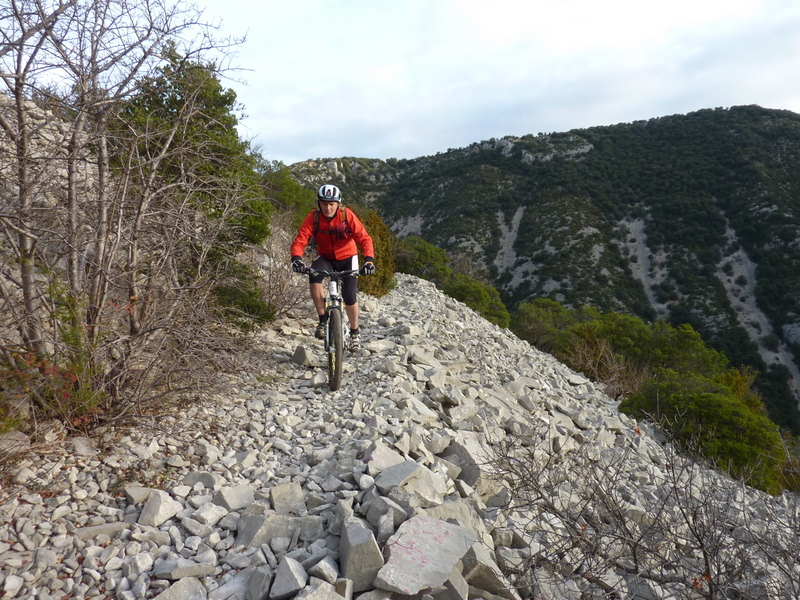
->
xmin=0 ymin=274 xmax=797 ymax=600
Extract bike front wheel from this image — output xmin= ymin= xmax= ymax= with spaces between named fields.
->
xmin=327 ymin=307 xmax=344 ymax=391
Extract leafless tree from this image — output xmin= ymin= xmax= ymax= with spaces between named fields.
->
xmin=249 ymin=209 xmax=309 ymax=321
xmin=0 ymin=0 xmax=258 ymax=426
xmin=0 ymin=0 xmax=81 ymax=360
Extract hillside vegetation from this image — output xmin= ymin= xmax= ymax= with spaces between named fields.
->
xmin=289 ymin=106 xmax=800 ymax=432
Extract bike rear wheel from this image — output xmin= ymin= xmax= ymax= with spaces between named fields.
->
xmin=327 ymin=307 xmax=344 ymax=391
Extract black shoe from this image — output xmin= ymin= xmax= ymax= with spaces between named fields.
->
xmin=315 ymin=323 xmax=326 ymax=339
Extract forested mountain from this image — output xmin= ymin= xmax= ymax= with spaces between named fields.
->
xmin=289 ymin=105 xmax=800 ymax=430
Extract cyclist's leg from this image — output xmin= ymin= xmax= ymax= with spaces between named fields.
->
xmin=344 ymin=302 xmax=359 ymax=331
xmin=309 ymin=257 xmax=333 ymax=317
xmin=340 ymin=256 xmax=360 ymax=330
xmin=310 ymin=283 xmax=325 ymax=316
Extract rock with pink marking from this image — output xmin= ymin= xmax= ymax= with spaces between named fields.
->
xmin=374 ymin=514 xmax=478 ymax=595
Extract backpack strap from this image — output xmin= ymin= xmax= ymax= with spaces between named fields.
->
xmin=313 ymin=207 xmax=348 ymax=238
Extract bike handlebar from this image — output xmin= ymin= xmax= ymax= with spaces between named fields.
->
xmin=305 ymin=267 xmax=366 ymax=278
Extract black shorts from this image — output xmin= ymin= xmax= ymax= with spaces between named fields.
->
xmin=310 ymin=256 xmax=359 ymax=306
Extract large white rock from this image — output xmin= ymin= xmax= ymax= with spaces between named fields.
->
xmin=374 ymin=514 xmax=478 ymax=595
xmin=374 ymin=460 xmax=447 ymax=508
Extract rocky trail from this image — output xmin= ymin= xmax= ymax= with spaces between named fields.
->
xmin=1 ymin=275 xmax=798 ymax=600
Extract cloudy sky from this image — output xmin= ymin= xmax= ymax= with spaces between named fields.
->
xmin=199 ymin=0 xmax=800 ymax=165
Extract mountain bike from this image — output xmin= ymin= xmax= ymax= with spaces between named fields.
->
xmin=305 ymin=267 xmax=364 ymax=391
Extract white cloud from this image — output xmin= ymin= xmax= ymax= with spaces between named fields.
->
xmin=202 ymin=0 xmax=800 ymax=164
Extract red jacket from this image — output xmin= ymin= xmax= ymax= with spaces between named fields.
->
xmin=291 ymin=207 xmax=375 ymax=262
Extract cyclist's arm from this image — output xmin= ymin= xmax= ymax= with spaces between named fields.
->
xmin=346 ymin=209 xmax=375 ymax=260
xmin=290 ymin=211 xmax=317 ymax=260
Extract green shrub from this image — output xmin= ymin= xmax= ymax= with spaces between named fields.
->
xmin=353 ymin=208 xmax=396 ymax=298
xmin=259 ymin=162 xmax=317 ymax=226
xmin=620 ymin=370 xmax=784 ymax=493
xmin=646 ymin=322 xmax=729 ymax=377
xmin=511 ymin=299 xmax=599 ymax=353
xmin=761 ymin=333 xmax=780 ymax=353
xmin=442 ymin=273 xmax=510 ymax=327
xmin=234 ymin=197 xmax=272 ymax=245
xmin=214 ymin=260 xmax=275 ymax=330
xmin=395 ymin=235 xmax=510 ymax=326
xmin=395 ymin=235 xmax=453 ymax=286
xmin=513 ymin=297 xmax=789 ymax=492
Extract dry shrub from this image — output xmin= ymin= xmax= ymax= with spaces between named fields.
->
xmin=565 ymin=332 xmax=650 ymax=399
xmin=490 ymin=425 xmax=800 ymax=599
xmin=248 ymin=210 xmax=310 ymax=320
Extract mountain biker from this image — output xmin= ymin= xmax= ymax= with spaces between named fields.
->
xmin=290 ymin=184 xmax=375 ymax=351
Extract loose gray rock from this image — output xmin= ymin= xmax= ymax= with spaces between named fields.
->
xmin=270 ymin=481 xmax=307 ymax=515
xmin=139 ymin=490 xmax=183 ymax=527
xmin=213 ymin=483 xmax=255 ymax=511
xmin=339 ymin=518 xmax=383 ymax=592
xmin=152 ymin=577 xmax=207 ymax=600
xmin=269 ymin=556 xmax=308 ymax=600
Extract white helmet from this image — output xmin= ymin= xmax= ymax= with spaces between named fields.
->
xmin=317 ymin=184 xmax=342 ymax=203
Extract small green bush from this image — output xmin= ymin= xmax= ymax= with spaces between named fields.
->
xmin=353 ymin=208 xmax=396 ymax=298
xmin=396 ymin=236 xmax=511 ymax=326
xmin=214 ymin=260 xmax=275 ymax=330
xmin=761 ymin=333 xmax=780 ymax=353
xmin=234 ymin=197 xmax=272 ymax=245
xmin=395 ymin=236 xmax=453 ymax=286
xmin=443 ymin=273 xmax=510 ymax=327
xmin=620 ymin=370 xmax=784 ymax=493
xmin=511 ymin=298 xmax=580 ymax=351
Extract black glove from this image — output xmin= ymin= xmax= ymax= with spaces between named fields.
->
xmin=362 ymin=260 xmax=375 ymax=275
xmin=292 ymin=259 xmax=307 ymax=274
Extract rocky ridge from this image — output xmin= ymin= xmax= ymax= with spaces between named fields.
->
xmin=1 ymin=274 xmax=798 ymax=600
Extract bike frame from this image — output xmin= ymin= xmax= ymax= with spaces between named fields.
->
xmin=308 ymin=268 xmax=360 ymax=327
xmin=306 ymin=268 xmax=361 ymax=390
